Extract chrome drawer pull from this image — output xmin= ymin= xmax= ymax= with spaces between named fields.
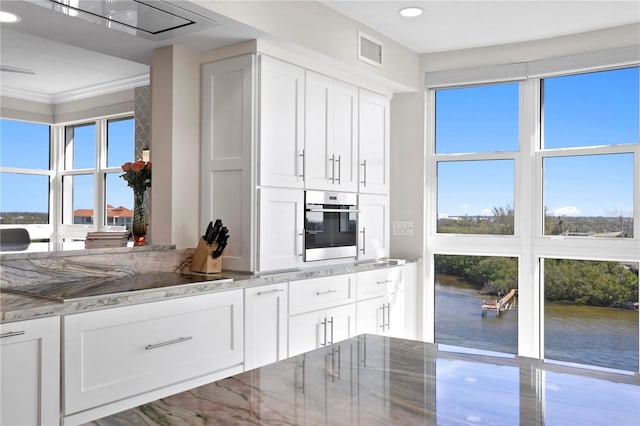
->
xmin=145 ymin=336 xmax=192 ymax=350
xmin=0 ymin=330 xmax=25 ymax=339
xmin=376 ymin=279 xmax=393 ymax=285
xmin=257 ymin=288 xmax=284 ymax=296
xmin=316 ymin=289 xmax=338 ymax=296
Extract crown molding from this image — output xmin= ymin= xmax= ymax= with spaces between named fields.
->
xmin=0 ymin=74 xmax=150 ymax=105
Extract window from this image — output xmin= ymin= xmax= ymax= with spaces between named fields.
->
xmin=428 ymin=64 xmax=639 ymax=372
xmin=0 ymin=119 xmax=51 ymax=239
xmin=435 ymin=82 xmax=519 ymax=236
xmin=0 ymin=115 xmax=134 ymax=242
xmin=543 ymin=258 xmax=638 ymax=372
xmin=435 ymin=254 xmax=518 ymax=355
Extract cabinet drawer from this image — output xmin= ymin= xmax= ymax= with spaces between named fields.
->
xmin=289 ymin=274 xmax=355 ymax=315
xmin=63 ymin=290 xmax=243 ymax=415
xmin=357 ymin=267 xmax=403 ymax=300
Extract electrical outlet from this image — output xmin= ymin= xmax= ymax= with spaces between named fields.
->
xmin=393 ymin=221 xmax=414 ymax=236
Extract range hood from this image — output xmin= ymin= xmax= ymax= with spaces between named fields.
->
xmin=27 ymin=0 xmax=219 ymax=40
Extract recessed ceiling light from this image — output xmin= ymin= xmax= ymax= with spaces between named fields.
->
xmin=0 ymin=11 xmax=20 ymax=23
xmin=399 ymin=7 xmax=423 ymax=18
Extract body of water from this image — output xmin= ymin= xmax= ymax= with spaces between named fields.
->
xmin=435 ymin=274 xmax=639 ymax=372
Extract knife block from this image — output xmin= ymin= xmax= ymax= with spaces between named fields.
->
xmin=191 ymin=238 xmax=223 ymax=274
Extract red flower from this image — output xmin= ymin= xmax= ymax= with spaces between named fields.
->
xmin=131 ymin=160 xmax=146 ymax=172
xmin=120 ymin=160 xmax=151 ymax=192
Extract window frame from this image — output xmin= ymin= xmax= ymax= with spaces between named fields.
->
xmin=0 ymin=113 xmax=134 ymax=242
xmin=425 ymin=63 xmax=640 ymax=371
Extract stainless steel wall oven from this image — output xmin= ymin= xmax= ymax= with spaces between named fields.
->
xmin=304 ymin=191 xmax=358 ymax=261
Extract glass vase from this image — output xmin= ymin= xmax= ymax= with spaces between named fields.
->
xmin=132 ymin=190 xmax=147 ymax=246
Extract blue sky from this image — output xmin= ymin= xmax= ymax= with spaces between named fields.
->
xmin=0 ymin=118 xmax=134 ymax=214
xmin=436 ymin=67 xmax=638 ymax=217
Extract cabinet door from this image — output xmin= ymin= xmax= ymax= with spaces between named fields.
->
xmin=245 ymin=283 xmax=288 ymax=370
xmin=0 ymin=316 xmax=59 ymax=426
xmin=356 ymin=297 xmax=384 ymax=336
xmin=358 ymin=89 xmax=389 ymax=194
xmin=305 ymin=72 xmax=359 ymax=192
xmin=332 ymin=80 xmax=359 ymax=192
xmin=325 ymin=303 xmax=357 ymax=344
xmin=384 ymin=291 xmax=406 ymax=338
xmin=305 ymin=71 xmax=334 ymax=190
xmin=258 ymin=187 xmax=304 ymax=271
xmin=259 ymin=55 xmax=305 ymax=188
xmin=288 ymin=310 xmax=326 ymax=357
xmin=358 ymin=193 xmax=390 ymax=260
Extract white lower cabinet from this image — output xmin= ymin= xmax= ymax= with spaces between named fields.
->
xmin=356 ymin=267 xmax=406 ymax=338
xmin=289 ymin=303 xmax=356 ymax=357
xmin=0 ymin=316 xmax=59 ymax=426
xmin=244 ymin=283 xmax=288 ymax=370
xmin=289 ymin=273 xmax=357 ymax=356
xmin=63 ymin=290 xmax=244 ymax=423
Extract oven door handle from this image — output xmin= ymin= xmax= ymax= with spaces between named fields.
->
xmin=306 ymin=208 xmax=360 ymax=213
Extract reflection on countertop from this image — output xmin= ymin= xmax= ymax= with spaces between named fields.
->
xmin=85 ymin=334 xmax=640 ymax=426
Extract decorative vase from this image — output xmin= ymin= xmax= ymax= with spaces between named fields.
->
xmin=132 ymin=190 xmax=147 ymax=246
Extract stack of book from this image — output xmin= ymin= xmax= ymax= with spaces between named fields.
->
xmin=84 ymin=231 xmax=131 ymax=248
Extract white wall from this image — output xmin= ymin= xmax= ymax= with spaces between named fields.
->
xmin=150 ymin=45 xmax=201 ymax=249
xmin=199 ymin=1 xmax=420 ymax=92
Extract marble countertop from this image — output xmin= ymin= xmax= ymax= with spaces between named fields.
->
xmin=86 ymin=334 xmax=640 ymax=426
xmin=1 ymin=259 xmax=413 ymax=322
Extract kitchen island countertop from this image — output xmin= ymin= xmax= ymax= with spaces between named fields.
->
xmin=85 ymin=333 xmax=640 ymax=426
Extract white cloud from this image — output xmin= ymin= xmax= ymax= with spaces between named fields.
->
xmin=552 ymin=206 xmax=581 ymax=216
xmin=481 ymin=208 xmax=492 ymax=215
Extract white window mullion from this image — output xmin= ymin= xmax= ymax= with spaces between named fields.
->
xmin=50 ymin=125 xmax=64 ymax=240
xmin=519 ymin=78 xmax=541 ymax=359
xmin=94 ymin=119 xmax=107 ymax=230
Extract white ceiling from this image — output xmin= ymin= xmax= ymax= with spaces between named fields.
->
xmin=323 ymin=1 xmax=640 ymax=54
xmin=0 ymin=0 xmax=638 ymax=102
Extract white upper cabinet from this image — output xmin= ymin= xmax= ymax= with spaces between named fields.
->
xmin=358 ymin=193 xmax=390 ymax=260
xmin=305 ymin=71 xmax=359 ymax=192
xmin=358 ymin=89 xmax=390 ymax=194
xmin=258 ymin=187 xmax=305 ymax=271
xmin=259 ymin=55 xmax=305 ymax=189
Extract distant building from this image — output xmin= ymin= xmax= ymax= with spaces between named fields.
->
xmin=74 ymin=205 xmax=132 ymax=227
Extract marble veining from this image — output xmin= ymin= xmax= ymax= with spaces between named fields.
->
xmin=1 ymin=243 xmax=413 ymax=321
xmin=86 ymin=334 xmax=640 ymax=426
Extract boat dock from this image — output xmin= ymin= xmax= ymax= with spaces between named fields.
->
xmin=482 ymin=289 xmax=517 ymax=317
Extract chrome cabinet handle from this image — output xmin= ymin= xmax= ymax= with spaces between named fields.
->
xmin=386 ymin=302 xmax=391 ymax=330
xmin=336 ymin=155 xmax=341 ymax=185
xmin=316 ymin=289 xmax=337 ymax=296
xmin=376 ymin=279 xmax=393 ymax=285
xmin=0 ymin=330 xmax=25 ymax=339
xmin=329 ymin=154 xmax=335 ymax=183
xmin=328 ymin=316 xmax=334 ymax=345
xmin=360 ymin=159 xmax=367 ymax=187
xmin=321 ymin=318 xmax=327 ymax=346
xmin=380 ymin=304 xmax=386 ymax=331
xmin=299 ymin=149 xmax=305 ymax=180
xmin=257 ymin=288 xmax=284 ymax=296
xmin=298 ymin=231 xmax=304 ymax=257
xmin=145 ymin=336 xmax=192 ymax=350
xmin=360 ymin=227 xmax=366 ymax=255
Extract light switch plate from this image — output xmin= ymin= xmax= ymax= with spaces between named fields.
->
xmin=393 ymin=221 xmax=414 ymax=236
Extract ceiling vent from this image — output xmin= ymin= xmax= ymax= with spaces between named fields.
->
xmin=358 ymin=30 xmax=383 ymax=68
